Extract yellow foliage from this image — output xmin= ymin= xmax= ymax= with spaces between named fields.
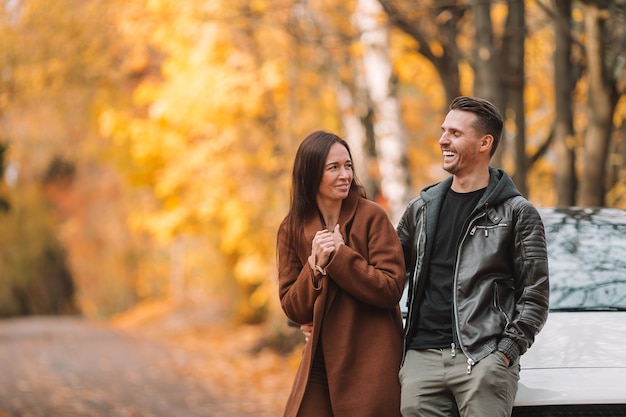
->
xmin=220 ymin=199 xmax=250 ymax=254
xmin=6 ymin=0 xmax=624 ymax=325
xmin=428 ymin=41 xmax=444 ymax=58
xmin=572 ymin=7 xmax=584 ymax=23
xmin=235 ymin=253 xmax=271 ymax=286
xmin=490 ymin=2 xmax=509 ymax=36
xmin=527 ymin=158 xmax=557 ymax=207
xmin=98 ymin=0 xmax=317 ymax=322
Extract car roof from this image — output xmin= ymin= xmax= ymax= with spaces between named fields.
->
xmin=538 ymin=207 xmax=626 ymax=226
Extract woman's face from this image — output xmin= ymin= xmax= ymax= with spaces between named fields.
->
xmin=317 ymin=143 xmax=353 ymax=204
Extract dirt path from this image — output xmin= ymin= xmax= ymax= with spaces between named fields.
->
xmin=0 ymin=313 xmax=297 ymax=417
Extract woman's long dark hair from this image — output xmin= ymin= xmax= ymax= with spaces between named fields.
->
xmin=284 ymin=130 xmax=367 ymax=242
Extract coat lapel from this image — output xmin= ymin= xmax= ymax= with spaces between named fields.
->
xmin=316 ymin=192 xmax=360 ymax=313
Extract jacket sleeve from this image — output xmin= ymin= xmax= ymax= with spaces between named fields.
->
xmin=502 ymin=199 xmax=550 ymax=358
xmin=276 ymin=220 xmax=321 ymax=325
xmin=396 ymin=198 xmax=422 ymax=288
xmin=325 ymin=203 xmax=406 ymax=309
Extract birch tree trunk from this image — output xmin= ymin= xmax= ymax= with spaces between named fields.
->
xmin=336 ymin=78 xmax=374 ymax=194
xmin=355 ymin=0 xmax=410 ymax=224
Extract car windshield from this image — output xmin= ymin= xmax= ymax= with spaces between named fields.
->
xmin=545 ymin=215 xmax=626 ymax=311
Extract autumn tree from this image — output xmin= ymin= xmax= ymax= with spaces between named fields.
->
xmin=377 ymin=1 xmax=542 ymax=190
xmin=551 ymin=0 xmax=577 ymax=206
xmin=378 ymin=0 xmax=463 ymax=105
xmin=539 ymin=0 xmax=625 ymax=206
xmin=0 ymin=0 xmax=153 ymax=317
xmin=578 ymin=0 xmax=625 ymax=206
xmin=354 ymin=0 xmax=412 ymax=223
xmin=103 ymin=0 xmax=333 ymax=323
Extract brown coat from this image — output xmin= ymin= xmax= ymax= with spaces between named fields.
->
xmin=277 ymin=192 xmax=405 ymax=417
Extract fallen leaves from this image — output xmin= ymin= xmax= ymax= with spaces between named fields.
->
xmin=111 ymin=299 xmax=303 ymax=416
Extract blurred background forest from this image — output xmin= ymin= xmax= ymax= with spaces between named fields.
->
xmin=0 ymin=0 xmax=625 ymax=334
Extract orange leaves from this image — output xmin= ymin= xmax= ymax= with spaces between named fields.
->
xmin=98 ymin=0 xmax=297 ymax=322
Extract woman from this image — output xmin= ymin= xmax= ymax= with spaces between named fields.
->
xmin=276 ymin=130 xmax=405 ymax=417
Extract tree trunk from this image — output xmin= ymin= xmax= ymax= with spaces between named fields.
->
xmin=336 ymin=78 xmax=375 ymax=195
xmin=553 ymin=0 xmax=577 ymax=206
xmin=605 ymin=0 xmax=626 ymax=205
xmin=502 ymin=0 xmax=528 ymax=196
xmin=377 ymin=0 xmax=463 ymax=105
xmin=578 ymin=2 xmax=617 ymax=207
xmin=470 ymin=0 xmax=507 ymax=167
xmin=471 ymin=0 xmax=498 ymax=104
xmin=355 ymin=0 xmax=411 ymax=224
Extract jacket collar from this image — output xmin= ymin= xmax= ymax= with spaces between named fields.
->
xmin=420 ymin=167 xmax=521 ymax=208
xmin=303 ymin=191 xmax=360 ymax=243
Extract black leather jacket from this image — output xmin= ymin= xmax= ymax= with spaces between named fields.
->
xmin=397 ymin=168 xmax=549 ymax=368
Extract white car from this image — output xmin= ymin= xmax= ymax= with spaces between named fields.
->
xmin=512 ymin=207 xmax=626 ymax=416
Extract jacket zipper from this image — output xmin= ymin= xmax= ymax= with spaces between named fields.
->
xmin=453 ymin=211 xmax=486 ymax=374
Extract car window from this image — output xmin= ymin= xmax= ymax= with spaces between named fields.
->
xmin=545 ymin=220 xmax=626 ymax=311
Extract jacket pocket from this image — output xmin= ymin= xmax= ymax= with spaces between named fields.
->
xmin=493 ymin=282 xmax=512 ymax=327
xmin=471 ymin=222 xmax=509 ymax=237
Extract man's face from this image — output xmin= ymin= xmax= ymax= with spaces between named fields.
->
xmin=438 ymin=109 xmax=483 ymax=176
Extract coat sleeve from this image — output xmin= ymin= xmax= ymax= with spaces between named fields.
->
xmin=502 ymin=199 xmax=550 ymax=357
xmin=276 ymin=220 xmax=322 ymax=325
xmin=326 ymin=203 xmax=406 ymax=309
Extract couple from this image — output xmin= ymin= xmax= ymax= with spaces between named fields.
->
xmin=276 ymin=96 xmax=550 ymax=417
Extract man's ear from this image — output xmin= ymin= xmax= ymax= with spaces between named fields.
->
xmin=480 ymin=134 xmax=494 ymax=154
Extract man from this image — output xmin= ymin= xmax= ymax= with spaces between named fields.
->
xmin=396 ymin=96 xmax=549 ymax=417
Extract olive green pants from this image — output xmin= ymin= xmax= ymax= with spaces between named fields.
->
xmin=399 ymin=348 xmax=519 ymax=417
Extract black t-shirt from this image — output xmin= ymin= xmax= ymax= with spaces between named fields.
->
xmin=409 ymin=187 xmax=485 ymax=350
